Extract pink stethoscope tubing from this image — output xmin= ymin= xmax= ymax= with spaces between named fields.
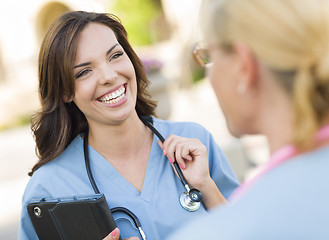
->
xmin=229 ymin=124 xmax=329 ymax=202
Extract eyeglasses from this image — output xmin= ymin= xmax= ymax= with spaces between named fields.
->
xmin=193 ymin=43 xmax=213 ymax=68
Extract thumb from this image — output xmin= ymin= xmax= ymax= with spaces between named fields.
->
xmin=103 ymin=228 xmax=120 ymax=240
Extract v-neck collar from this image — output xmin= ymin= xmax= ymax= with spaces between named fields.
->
xmin=85 ymin=120 xmax=165 ymax=203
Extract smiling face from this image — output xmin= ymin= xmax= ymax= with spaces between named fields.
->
xmin=72 ymin=23 xmax=138 ymax=129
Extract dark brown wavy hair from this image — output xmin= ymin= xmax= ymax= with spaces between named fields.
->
xmin=29 ymin=11 xmax=157 ymax=176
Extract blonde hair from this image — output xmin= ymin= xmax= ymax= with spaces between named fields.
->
xmin=202 ymin=0 xmax=329 ymax=148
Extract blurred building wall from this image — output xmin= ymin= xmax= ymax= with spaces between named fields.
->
xmin=0 ymin=0 xmax=107 ymax=126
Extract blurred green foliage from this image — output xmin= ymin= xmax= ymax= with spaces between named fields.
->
xmin=111 ymin=0 xmax=162 ymax=46
xmin=0 ymin=114 xmax=30 ymax=131
xmin=192 ymin=67 xmax=206 ymax=84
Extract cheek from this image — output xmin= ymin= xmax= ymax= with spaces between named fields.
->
xmin=74 ymin=79 xmax=96 ymax=102
xmin=207 ymin=66 xmax=227 ymax=102
xmin=121 ymin=59 xmax=137 ymax=91
xmin=120 ymin=55 xmax=136 ymax=77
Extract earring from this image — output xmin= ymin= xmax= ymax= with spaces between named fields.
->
xmin=237 ymin=82 xmax=247 ymax=94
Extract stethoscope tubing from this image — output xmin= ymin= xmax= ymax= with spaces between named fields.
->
xmin=84 ymin=116 xmax=191 ymax=192
xmin=140 ymin=116 xmax=204 ymax=210
xmin=139 ymin=116 xmax=188 ymax=187
xmin=83 ymin=133 xmax=100 ymax=194
xmin=84 ymin=130 xmax=145 ymax=240
xmin=83 ymin=116 xmax=204 ymax=239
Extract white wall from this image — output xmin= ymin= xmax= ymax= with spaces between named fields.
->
xmin=0 ymin=0 xmax=107 ymax=125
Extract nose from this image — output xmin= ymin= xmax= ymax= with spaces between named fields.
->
xmin=98 ymin=63 xmax=118 ymax=85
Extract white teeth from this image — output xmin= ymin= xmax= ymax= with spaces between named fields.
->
xmin=106 ymin=93 xmax=125 ymax=104
xmin=98 ymin=85 xmax=126 ymax=104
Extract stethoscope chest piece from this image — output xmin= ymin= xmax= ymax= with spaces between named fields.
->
xmin=179 ymin=188 xmax=203 ymax=212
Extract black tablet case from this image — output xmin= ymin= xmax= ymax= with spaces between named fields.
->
xmin=27 ymin=194 xmax=118 ymax=240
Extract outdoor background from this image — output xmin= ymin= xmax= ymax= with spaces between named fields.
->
xmin=0 ymin=0 xmax=269 ymax=238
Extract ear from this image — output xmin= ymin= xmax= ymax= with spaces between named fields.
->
xmin=63 ymin=95 xmax=74 ymax=103
xmin=233 ymin=42 xmax=259 ymax=94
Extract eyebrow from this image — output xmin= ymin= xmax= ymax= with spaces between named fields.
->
xmin=73 ymin=43 xmax=119 ymax=69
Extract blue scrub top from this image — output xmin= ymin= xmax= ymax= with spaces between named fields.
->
xmin=167 ymin=145 xmax=329 ymax=240
xmin=18 ymin=118 xmax=239 ymax=240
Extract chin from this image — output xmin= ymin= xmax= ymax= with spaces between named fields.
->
xmin=228 ymin=122 xmax=259 ymax=138
xmin=227 ymin=122 xmax=244 ymax=138
xmin=229 ymin=130 xmax=243 ymax=139
xmin=115 ymin=108 xmax=138 ymax=123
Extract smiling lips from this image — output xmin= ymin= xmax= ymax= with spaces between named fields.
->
xmin=97 ymin=84 xmax=126 ymax=104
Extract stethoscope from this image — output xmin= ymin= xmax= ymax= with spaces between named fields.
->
xmin=83 ymin=116 xmax=204 ymax=240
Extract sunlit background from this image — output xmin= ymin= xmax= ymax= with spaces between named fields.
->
xmin=0 ymin=0 xmax=269 ymax=238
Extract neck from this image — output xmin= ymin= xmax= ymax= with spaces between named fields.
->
xmin=87 ymin=114 xmax=152 ymax=161
xmin=264 ymin=123 xmax=293 ymax=154
xmin=256 ymin=88 xmax=294 ymax=154
xmin=264 ymin=118 xmax=329 ymax=156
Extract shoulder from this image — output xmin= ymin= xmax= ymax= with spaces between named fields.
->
xmin=152 ymin=118 xmax=225 ymax=163
xmin=152 ymin=118 xmax=212 ymax=139
xmin=32 ymin=135 xmax=84 ymax=179
xmin=236 ymin=145 xmax=329 ymax=214
xmin=169 ymin=146 xmax=329 ymax=240
xmin=167 ymin=203 xmax=247 ymax=239
xmin=258 ymin=145 xmax=329 ymax=192
xmin=22 ymin=135 xmax=87 ymax=203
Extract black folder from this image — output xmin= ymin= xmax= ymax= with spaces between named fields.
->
xmin=27 ymin=194 xmax=119 ymax=240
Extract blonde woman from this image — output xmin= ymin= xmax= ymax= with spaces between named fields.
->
xmin=167 ymin=0 xmax=329 ymax=239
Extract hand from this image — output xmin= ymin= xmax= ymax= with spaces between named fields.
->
xmin=158 ymin=134 xmax=210 ymax=189
xmin=158 ymin=134 xmax=227 ymax=208
xmin=103 ymin=228 xmax=140 ymax=240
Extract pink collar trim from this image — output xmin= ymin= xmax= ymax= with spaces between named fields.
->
xmin=229 ymin=124 xmax=329 ymax=202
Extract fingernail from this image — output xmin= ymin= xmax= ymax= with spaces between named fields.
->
xmin=163 ymin=149 xmax=166 ymax=155
xmin=179 ymin=164 xmax=184 ymax=169
xmin=168 ymin=157 xmax=173 ymax=163
xmin=111 ymin=228 xmax=117 ymax=237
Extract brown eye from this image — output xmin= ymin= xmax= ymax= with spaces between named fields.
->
xmin=110 ymin=52 xmax=124 ymax=61
xmin=75 ymin=69 xmax=91 ymax=79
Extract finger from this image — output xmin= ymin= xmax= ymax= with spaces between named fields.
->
xmin=103 ymin=228 xmax=120 ymax=240
xmin=162 ymin=135 xmax=197 ymax=166
xmin=174 ymin=141 xmax=195 ymax=169
xmin=160 ymin=141 xmax=174 ymax=164
xmin=162 ymin=135 xmax=178 ymax=164
xmin=181 ymin=145 xmax=193 ymax=161
xmin=174 ymin=142 xmax=185 ymax=169
xmin=157 ymin=140 xmax=166 ymax=155
xmin=174 ymin=139 xmax=196 ymax=164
